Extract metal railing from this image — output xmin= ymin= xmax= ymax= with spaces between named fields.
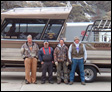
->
xmin=82 ymin=20 xmax=111 ymax=42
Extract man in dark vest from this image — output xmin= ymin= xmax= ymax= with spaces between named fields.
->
xmin=38 ymin=40 xmax=54 ymax=84
xmin=68 ymin=36 xmax=87 ymax=85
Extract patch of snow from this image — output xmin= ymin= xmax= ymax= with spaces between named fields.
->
xmin=85 ymin=13 xmax=91 ymax=19
xmin=26 ymin=1 xmax=34 ymax=3
xmin=76 ymin=1 xmax=83 ymax=7
xmin=83 ymin=1 xmax=92 ymax=8
xmin=83 ymin=1 xmax=88 ymax=5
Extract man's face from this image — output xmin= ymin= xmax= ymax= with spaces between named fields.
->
xmin=27 ymin=38 xmax=32 ymax=43
xmin=44 ymin=42 xmax=49 ymax=48
xmin=60 ymin=40 xmax=64 ymax=45
xmin=75 ymin=39 xmax=80 ymax=44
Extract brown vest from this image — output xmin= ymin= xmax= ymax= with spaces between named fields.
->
xmin=71 ymin=43 xmax=84 ymax=58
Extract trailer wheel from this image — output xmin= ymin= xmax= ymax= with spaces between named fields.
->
xmin=84 ymin=66 xmax=97 ymax=82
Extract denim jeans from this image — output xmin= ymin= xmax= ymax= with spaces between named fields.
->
xmin=70 ymin=58 xmax=85 ymax=82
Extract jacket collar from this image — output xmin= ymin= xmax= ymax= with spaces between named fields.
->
xmin=74 ymin=41 xmax=81 ymax=46
xmin=26 ymin=41 xmax=34 ymax=47
xmin=57 ymin=44 xmax=65 ymax=48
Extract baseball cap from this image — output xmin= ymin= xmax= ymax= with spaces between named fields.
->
xmin=44 ymin=40 xmax=49 ymax=44
xmin=74 ymin=36 xmax=80 ymax=41
xmin=59 ymin=38 xmax=64 ymax=42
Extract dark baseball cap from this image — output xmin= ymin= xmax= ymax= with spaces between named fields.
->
xmin=44 ymin=40 xmax=49 ymax=44
xmin=59 ymin=38 xmax=64 ymax=42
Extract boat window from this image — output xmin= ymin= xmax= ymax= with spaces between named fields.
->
xmin=1 ymin=19 xmax=48 ymax=40
xmin=42 ymin=19 xmax=65 ymax=40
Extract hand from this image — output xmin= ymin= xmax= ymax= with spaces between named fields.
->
xmin=66 ymin=62 xmax=69 ymax=66
xmin=41 ymin=61 xmax=44 ymax=64
xmin=55 ymin=62 xmax=58 ymax=66
xmin=34 ymin=56 xmax=38 ymax=59
xmin=69 ymin=59 xmax=72 ymax=64
xmin=84 ymin=60 xmax=86 ymax=64
xmin=52 ymin=61 xmax=54 ymax=64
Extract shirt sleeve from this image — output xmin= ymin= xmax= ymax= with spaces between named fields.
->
xmin=38 ymin=48 xmax=43 ymax=62
xmin=20 ymin=44 xmax=25 ymax=59
xmin=51 ymin=47 xmax=54 ymax=61
xmin=83 ymin=44 xmax=87 ymax=60
xmin=54 ymin=47 xmax=58 ymax=62
xmin=68 ymin=44 xmax=72 ymax=61
xmin=36 ymin=44 xmax=39 ymax=58
xmin=66 ymin=46 xmax=69 ymax=61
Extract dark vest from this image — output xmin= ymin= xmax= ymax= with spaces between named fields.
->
xmin=71 ymin=43 xmax=84 ymax=58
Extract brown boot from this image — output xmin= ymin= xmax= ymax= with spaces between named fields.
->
xmin=69 ymin=81 xmax=73 ymax=85
xmin=33 ymin=81 xmax=37 ymax=84
xmin=64 ymin=80 xmax=68 ymax=84
xmin=81 ymin=82 xmax=86 ymax=85
xmin=25 ymin=79 xmax=30 ymax=84
xmin=57 ymin=80 xmax=61 ymax=84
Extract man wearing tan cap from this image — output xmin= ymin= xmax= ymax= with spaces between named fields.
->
xmin=21 ymin=35 xmax=39 ymax=84
xmin=68 ymin=36 xmax=87 ymax=85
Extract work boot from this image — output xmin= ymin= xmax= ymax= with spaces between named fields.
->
xmin=69 ymin=81 xmax=73 ymax=85
xmin=41 ymin=81 xmax=45 ymax=84
xmin=81 ymin=82 xmax=86 ymax=85
xmin=33 ymin=81 xmax=38 ymax=84
xmin=49 ymin=81 xmax=54 ymax=84
xmin=25 ymin=79 xmax=30 ymax=84
xmin=57 ymin=80 xmax=61 ymax=84
xmin=64 ymin=80 xmax=68 ymax=84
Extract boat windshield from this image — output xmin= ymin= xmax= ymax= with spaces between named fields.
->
xmin=1 ymin=18 xmax=65 ymax=40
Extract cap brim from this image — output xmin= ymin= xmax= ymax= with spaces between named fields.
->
xmin=74 ymin=39 xmax=80 ymax=41
xmin=44 ymin=42 xmax=49 ymax=44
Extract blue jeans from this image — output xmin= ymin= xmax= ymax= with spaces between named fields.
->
xmin=70 ymin=58 xmax=85 ymax=82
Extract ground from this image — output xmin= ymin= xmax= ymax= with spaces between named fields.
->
xmin=1 ymin=72 xmax=111 ymax=91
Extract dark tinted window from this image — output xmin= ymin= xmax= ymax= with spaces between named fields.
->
xmin=1 ymin=18 xmax=65 ymax=40
xmin=1 ymin=19 xmax=48 ymax=40
xmin=42 ymin=19 xmax=65 ymax=40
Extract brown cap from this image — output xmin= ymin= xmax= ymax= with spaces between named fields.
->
xmin=74 ymin=36 xmax=80 ymax=41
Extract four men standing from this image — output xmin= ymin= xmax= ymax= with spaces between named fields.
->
xmin=21 ymin=35 xmax=87 ymax=85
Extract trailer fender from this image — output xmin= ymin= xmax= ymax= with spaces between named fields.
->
xmin=84 ymin=63 xmax=101 ymax=74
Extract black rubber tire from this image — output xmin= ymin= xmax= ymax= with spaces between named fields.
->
xmin=84 ymin=66 xmax=97 ymax=82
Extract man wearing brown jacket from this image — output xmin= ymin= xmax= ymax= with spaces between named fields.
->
xmin=54 ymin=39 xmax=69 ymax=84
xmin=21 ymin=35 xmax=39 ymax=84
